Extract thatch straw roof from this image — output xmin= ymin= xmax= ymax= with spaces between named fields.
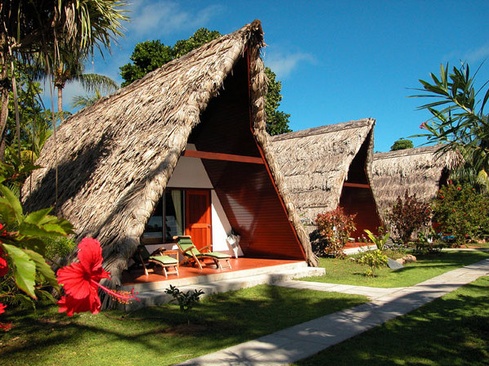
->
xmin=372 ymin=145 xmax=459 ymax=222
xmin=270 ymin=118 xmax=376 ymax=229
xmin=22 ymin=20 xmax=316 ymax=285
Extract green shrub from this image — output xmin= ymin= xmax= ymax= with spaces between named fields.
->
xmin=315 ymin=207 xmax=356 ymax=258
xmin=413 ymin=229 xmax=445 ymax=254
xmin=387 ymin=191 xmax=432 ymax=244
xmin=364 ymin=228 xmax=390 ymax=251
xmin=432 ymin=184 xmax=489 ymax=245
xmin=357 ymin=250 xmax=388 ymax=277
xmin=165 ymin=285 xmax=205 ymax=312
xmin=44 ymin=236 xmax=76 ymax=267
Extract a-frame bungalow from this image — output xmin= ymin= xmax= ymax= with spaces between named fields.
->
xmin=22 ymin=20 xmax=317 ymax=289
xmin=270 ymin=119 xmax=382 ymax=240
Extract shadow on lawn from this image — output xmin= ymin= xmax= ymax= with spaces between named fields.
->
xmin=0 ymin=285 xmax=368 ymax=365
xmin=296 ymin=278 xmax=489 ymax=366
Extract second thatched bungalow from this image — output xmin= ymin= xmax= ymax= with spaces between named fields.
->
xmin=22 ymin=21 xmax=316 ymax=290
xmin=270 ymin=119 xmax=382 ymax=240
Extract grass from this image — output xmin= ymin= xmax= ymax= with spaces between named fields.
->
xmin=0 ymin=285 xmax=367 ymax=366
xmin=294 ymin=275 xmax=489 ymax=366
xmin=2 ymin=249 xmax=487 ymax=365
xmin=301 ymin=249 xmax=489 ymax=287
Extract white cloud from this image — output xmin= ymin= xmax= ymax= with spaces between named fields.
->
xmin=126 ymin=0 xmax=222 ymax=39
xmin=464 ymin=44 xmax=489 ymax=64
xmin=443 ymin=43 xmax=489 ymax=66
xmin=263 ymin=50 xmax=315 ymax=79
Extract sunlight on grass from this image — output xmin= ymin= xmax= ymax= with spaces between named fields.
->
xmin=301 ymin=250 xmax=489 ymax=287
xmin=0 ymin=285 xmax=367 ymax=366
xmin=294 ymin=276 xmax=489 ymax=366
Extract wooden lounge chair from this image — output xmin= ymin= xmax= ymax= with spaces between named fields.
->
xmin=134 ymin=245 xmax=179 ymax=278
xmin=174 ymin=235 xmax=232 ymax=270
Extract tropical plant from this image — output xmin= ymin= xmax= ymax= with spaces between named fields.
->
xmin=431 ymin=183 xmax=489 ymax=245
xmin=72 ymin=83 xmax=118 ymax=109
xmin=387 ymin=191 xmax=432 ymax=244
xmin=412 ymin=63 xmax=489 ymax=181
xmin=165 ymin=285 xmax=205 ymax=324
xmin=0 ymin=0 xmax=128 ymax=152
xmin=0 ymin=67 xmax=52 ymax=192
xmin=364 ymin=228 xmax=390 ymax=252
xmin=357 ymin=249 xmax=388 ymax=277
xmin=315 ymin=207 xmax=356 ymax=258
xmin=0 ymin=180 xmax=73 ymax=308
xmin=165 ymin=285 xmax=205 ymax=312
xmin=53 ymin=62 xmax=119 ymax=115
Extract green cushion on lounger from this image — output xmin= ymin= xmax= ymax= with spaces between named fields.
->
xmin=150 ymin=255 xmax=178 ymax=265
xmin=199 ymin=252 xmax=229 ymax=259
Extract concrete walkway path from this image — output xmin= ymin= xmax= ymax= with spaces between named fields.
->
xmin=178 ymin=258 xmax=489 ymax=366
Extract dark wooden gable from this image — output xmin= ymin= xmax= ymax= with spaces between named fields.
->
xmin=187 ymin=54 xmax=305 ymax=260
xmin=340 ymin=131 xmax=382 ymax=238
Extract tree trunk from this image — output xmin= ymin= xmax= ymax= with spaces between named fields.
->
xmin=0 ymin=48 xmax=9 ymax=161
xmin=57 ymin=86 xmax=64 ymax=120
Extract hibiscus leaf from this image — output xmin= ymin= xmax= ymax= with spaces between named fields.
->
xmin=0 ymin=185 xmax=24 ymax=224
xmin=23 ymin=210 xmax=74 ymax=236
xmin=20 ymin=221 xmax=65 ymax=238
xmin=16 ymin=237 xmax=47 ymax=257
xmin=0 ymin=197 xmax=19 ymax=227
xmin=2 ymin=244 xmax=37 ymax=299
xmin=24 ymin=249 xmax=59 ymax=290
xmin=23 ymin=208 xmax=53 ymax=225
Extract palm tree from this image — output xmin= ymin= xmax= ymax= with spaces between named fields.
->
xmin=72 ymin=74 xmax=119 ymax=109
xmin=413 ymin=63 xmax=489 ymax=187
xmin=53 ymin=58 xmax=119 ymax=115
xmin=0 ymin=0 xmax=128 ymax=154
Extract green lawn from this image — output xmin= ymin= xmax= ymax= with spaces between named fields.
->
xmin=0 ymin=285 xmax=367 ymax=366
xmin=301 ymin=249 xmax=489 ymax=287
xmin=294 ymin=275 xmax=489 ymax=366
xmin=1 ymin=250 xmax=487 ymax=365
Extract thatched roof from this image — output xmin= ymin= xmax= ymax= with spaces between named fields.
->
xmin=22 ymin=20 xmax=316 ymax=285
xmin=270 ymin=118 xmax=376 ymax=227
xmin=372 ymin=145 xmax=459 ymax=221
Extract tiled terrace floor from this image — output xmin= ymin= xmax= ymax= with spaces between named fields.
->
xmin=122 ymin=257 xmax=304 ymax=286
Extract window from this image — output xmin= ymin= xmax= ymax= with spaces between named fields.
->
xmin=142 ymin=189 xmax=184 ymax=243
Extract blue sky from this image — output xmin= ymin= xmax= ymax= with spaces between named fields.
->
xmin=55 ymin=0 xmax=489 ymax=152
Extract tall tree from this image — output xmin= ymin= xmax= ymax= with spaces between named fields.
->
xmin=390 ymin=138 xmax=414 ymax=151
xmin=120 ymin=28 xmax=291 ymax=135
xmin=413 ymin=63 xmax=489 ymax=185
xmin=2 ymin=64 xmax=52 ymax=193
xmin=172 ymin=28 xmax=221 ymax=58
xmin=54 ymin=63 xmax=119 ymax=114
xmin=120 ymin=40 xmax=173 ymax=87
xmin=0 ymin=0 xmax=128 ymax=154
xmin=71 ymin=74 xmax=119 ymax=110
xmin=264 ymin=67 xmax=291 ymax=135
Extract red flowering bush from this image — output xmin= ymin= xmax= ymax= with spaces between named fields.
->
xmin=0 ymin=182 xmax=73 ymax=330
xmin=0 ymin=181 xmax=138 ymax=326
xmin=432 ymin=184 xmax=489 ymax=245
xmin=386 ymin=191 xmax=432 ymax=244
xmin=315 ymin=207 xmax=356 ymax=258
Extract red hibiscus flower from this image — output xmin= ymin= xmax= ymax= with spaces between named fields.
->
xmin=0 ymin=246 xmax=8 ymax=278
xmin=57 ymin=238 xmax=137 ymax=316
xmin=0 ymin=303 xmax=11 ymax=331
xmin=57 ymin=238 xmax=110 ymax=316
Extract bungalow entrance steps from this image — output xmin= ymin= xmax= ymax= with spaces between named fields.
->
xmin=121 ymin=260 xmax=325 ymax=311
